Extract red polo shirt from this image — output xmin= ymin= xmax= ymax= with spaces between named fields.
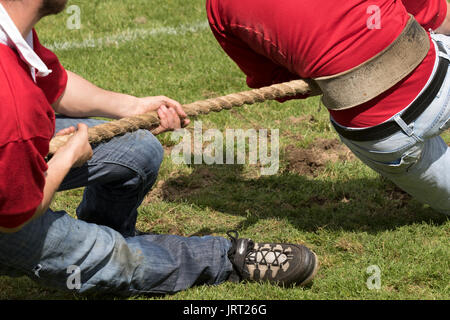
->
xmin=0 ymin=30 xmax=67 ymax=229
xmin=206 ymin=0 xmax=447 ymax=127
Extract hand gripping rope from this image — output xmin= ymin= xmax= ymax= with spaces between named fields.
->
xmin=48 ymin=79 xmax=319 ymax=156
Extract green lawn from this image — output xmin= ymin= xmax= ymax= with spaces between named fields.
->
xmin=0 ymin=0 xmax=449 ymax=300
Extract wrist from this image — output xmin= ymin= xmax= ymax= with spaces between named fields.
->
xmin=111 ymin=94 xmax=141 ymax=119
xmin=50 ymin=144 xmax=79 ymax=169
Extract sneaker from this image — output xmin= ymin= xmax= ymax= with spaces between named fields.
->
xmin=226 ymin=231 xmax=318 ymax=286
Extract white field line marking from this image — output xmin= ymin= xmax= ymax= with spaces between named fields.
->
xmin=45 ymin=20 xmax=209 ymax=51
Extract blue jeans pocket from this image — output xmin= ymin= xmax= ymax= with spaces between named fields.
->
xmin=355 ymin=145 xmax=423 ymax=176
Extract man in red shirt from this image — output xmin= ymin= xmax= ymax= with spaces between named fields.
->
xmin=0 ymin=0 xmax=319 ymax=295
xmin=207 ymin=0 xmax=450 ymax=215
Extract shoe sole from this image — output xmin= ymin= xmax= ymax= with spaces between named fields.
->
xmin=300 ymin=252 xmax=319 ymax=286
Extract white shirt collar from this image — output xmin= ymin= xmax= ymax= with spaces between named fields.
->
xmin=0 ymin=3 xmax=52 ymax=82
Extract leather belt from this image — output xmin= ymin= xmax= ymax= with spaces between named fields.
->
xmin=332 ymin=41 xmax=449 ymax=142
xmin=315 ymin=16 xmax=430 ymax=111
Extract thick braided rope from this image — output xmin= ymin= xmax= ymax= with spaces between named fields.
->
xmin=48 ymin=79 xmax=316 ymax=155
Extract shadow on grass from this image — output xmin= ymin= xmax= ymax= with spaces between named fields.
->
xmin=3 ymin=164 xmax=447 ymax=300
xmin=153 ymin=163 xmax=448 ymax=234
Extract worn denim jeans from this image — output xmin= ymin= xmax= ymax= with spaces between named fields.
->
xmin=0 ymin=116 xmax=233 ymax=296
xmin=334 ymin=34 xmax=450 ymax=215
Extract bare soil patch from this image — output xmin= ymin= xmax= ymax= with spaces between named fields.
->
xmin=384 ymin=182 xmax=411 ymax=209
xmin=285 ymin=138 xmax=355 ymax=177
xmin=146 ymin=167 xmax=216 ymax=202
xmin=288 ymin=115 xmax=317 ymax=125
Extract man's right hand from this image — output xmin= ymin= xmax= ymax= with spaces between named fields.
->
xmin=55 ymin=123 xmax=93 ymax=168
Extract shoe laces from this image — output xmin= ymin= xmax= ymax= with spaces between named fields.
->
xmin=246 ymin=245 xmax=290 ymax=267
xmin=227 ymin=230 xmax=291 ymax=268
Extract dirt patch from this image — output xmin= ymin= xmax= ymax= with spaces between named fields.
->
xmin=288 ymin=115 xmax=317 ymax=125
xmin=146 ymin=167 xmax=216 ymax=202
xmin=283 ymin=130 xmax=303 ymax=141
xmin=134 ymin=16 xmax=147 ymax=24
xmin=335 ymin=237 xmax=364 ymax=254
xmin=285 ymin=138 xmax=355 ymax=177
xmin=384 ymin=183 xmax=411 ymax=209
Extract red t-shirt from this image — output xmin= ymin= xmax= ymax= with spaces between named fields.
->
xmin=0 ymin=29 xmax=67 ymax=229
xmin=206 ymin=0 xmax=447 ymax=127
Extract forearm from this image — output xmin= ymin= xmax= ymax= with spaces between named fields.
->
xmin=53 ymin=71 xmax=188 ymax=134
xmin=53 ymin=70 xmax=139 ymax=119
xmin=33 ymin=150 xmax=76 ymax=217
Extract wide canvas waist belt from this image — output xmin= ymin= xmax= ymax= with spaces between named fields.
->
xmin=314 ymin=15 xmax=431 ymax=111
xmin=332 ymin=41 xmax=449 ymax=142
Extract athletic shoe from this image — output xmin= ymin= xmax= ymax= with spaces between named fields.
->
xmin=226 ymin=230 xmax=318 ymax=286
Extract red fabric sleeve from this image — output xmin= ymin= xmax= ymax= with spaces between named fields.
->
xmin=32 ymin=29 xmax=68 ymax=105
xmin=0 ymin=139 xmax=48 ymax=229
xmin=207 ymin=2 xmax=310 ymax=101
xmin=401 ymin=0 xmax=448 ymax=30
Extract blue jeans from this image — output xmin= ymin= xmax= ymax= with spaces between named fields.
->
xmin=0 ymin=116 xmax=232 ymax=296
xmin=334 ymin=34 xmax=450 ymax=215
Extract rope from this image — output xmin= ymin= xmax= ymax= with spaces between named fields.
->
xmin=48 ymin=79 xmax=319 ymax=156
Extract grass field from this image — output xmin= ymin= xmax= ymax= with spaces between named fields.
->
xmin=0 ymin=0 xmax=449 ymax=300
